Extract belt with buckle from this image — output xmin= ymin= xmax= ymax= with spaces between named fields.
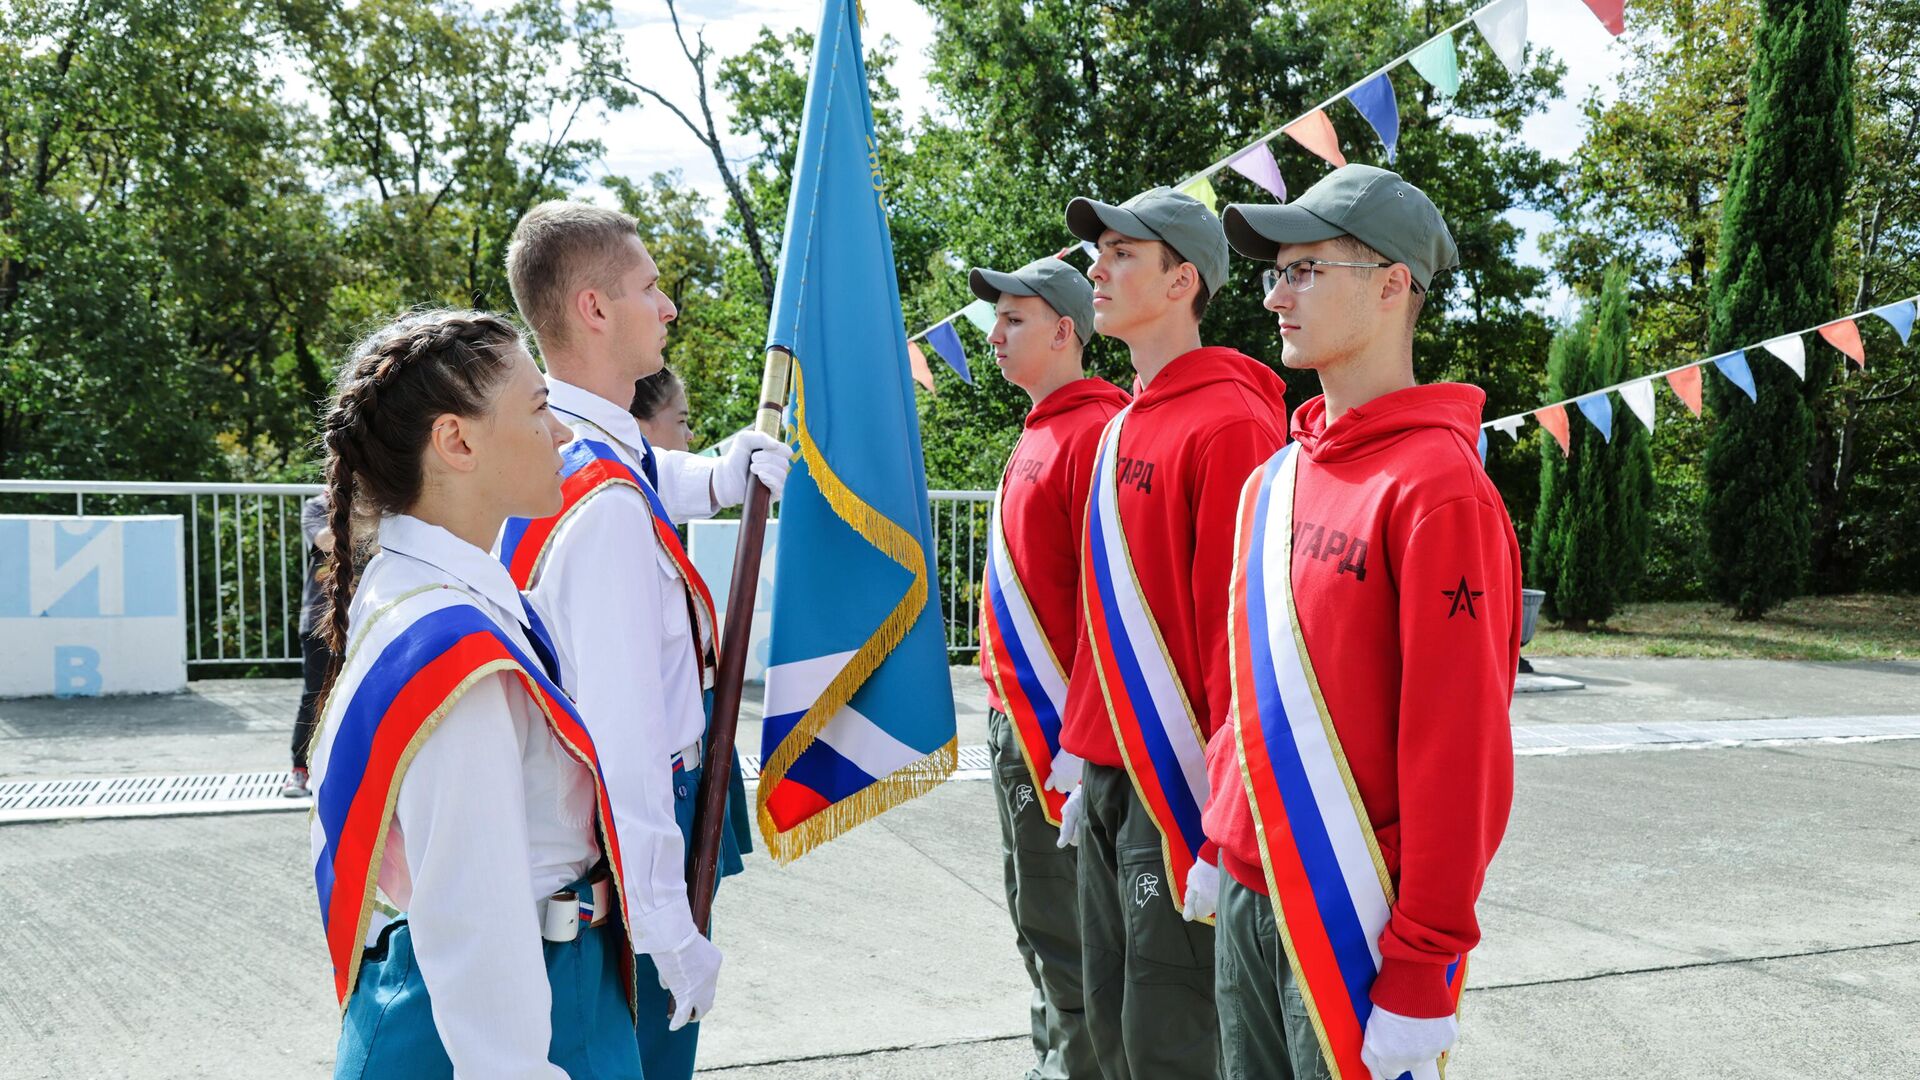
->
xmin=670 ymin=738 xmax=703 ymax=773
xmin=539 ymin=876 xmax=611 ymax=942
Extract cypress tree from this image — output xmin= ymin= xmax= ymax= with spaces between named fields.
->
xmin=1531 ymin=266 xmax=1649 ymax=628
xmin=1701 ymin=0 xmax=1856 ymax=619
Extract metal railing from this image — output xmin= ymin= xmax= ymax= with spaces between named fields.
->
xmin=2 ymin=479 xmax=995 ymax=665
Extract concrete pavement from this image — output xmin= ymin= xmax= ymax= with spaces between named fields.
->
xmin=2 ymin=659 xmax=1918 ymax=1077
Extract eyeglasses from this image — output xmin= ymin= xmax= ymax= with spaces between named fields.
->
xmin=1262 ymin=258 xmax=1417 ymax=294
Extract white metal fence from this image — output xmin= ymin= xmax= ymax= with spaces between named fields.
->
xmin=0 ymin=479 xmax=995 ymax=666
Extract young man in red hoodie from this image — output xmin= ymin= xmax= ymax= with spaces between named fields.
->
xmin=973 ymin=255 xmax=1130 ymax=1080
xmin=1203 ymin=165 xmax=1521 ymax=1080
xmin=1056 ymin=186 xmax=1290 ymax=1080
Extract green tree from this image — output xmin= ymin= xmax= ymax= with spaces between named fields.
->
xmin=1702 ymin=0 xmax=1855 ymax=618
xmin=1531 ymin=266 xmax=1650 ymax=627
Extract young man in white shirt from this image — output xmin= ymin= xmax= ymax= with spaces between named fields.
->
xmin=502 ymin=201 xmax=792 ymax=1079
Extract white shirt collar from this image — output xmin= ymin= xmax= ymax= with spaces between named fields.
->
xmin=546 ymin=376 xmax=650 ymax=463
xmin=377 ymin=513 xmax=529 ymax=625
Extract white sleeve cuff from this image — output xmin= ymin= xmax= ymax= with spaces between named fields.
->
xmin=631 ymin=892 xmax=700 ymax=957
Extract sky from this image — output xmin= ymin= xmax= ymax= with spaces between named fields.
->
xmin=572 ymin=0 xmax=1631 ymax=311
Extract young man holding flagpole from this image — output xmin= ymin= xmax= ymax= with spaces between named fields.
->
xmin=1208 ymin=164 xmax=1520 ymax=1080
xmin=1057 ymin=187 xmax=1290 ymax=1079
xmin=972 ymin=256 xmax=1129 ymax=1080
xmin=497 ymin=201 xmax=793 ymax=1080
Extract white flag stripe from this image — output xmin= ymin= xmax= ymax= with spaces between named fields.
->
xmin=763 ymin=649 xmax=858 ymax=718
xmin=816 ymin=701 xmax=927 ymax=779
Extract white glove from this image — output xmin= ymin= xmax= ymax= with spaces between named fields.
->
xmin=1055 ymin=785 xmax=1085 ymax=849
xmin=712 ymin=430 xmax=792 ymax=506
xmin=1045 ymin=750 xmax=1084 ymax=794
xmin=651 ymin=929 xmax=723 ymax=1031
xmin=1181 ymin=859 xmax=1219 ymax=922
xmin=1361 ymin=1005 xmax=1458 ymax=1080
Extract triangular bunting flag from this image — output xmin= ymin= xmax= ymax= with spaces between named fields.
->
xmin=905 ymin=340 xmax=936 ymax=395
xmin=1178 ymin=174 xmax=1219 ymax=212
xmin=1575 ymin=392 xmax=1613 ymax=443
xmin=1282 ymin=109 xmax=1348 ymax=168
xmin=924 ymin=320 xmax=972 ymax=385
xmin=1080 ymin=240 xmax=1099 ymax=261
xmin=960 ymin=298 xmax=997 ymax=335
xmin=1667 ymin=365 xmax=1704 ymax=416
xmin=1581 ymin=0 xmax=1626 ymax=35
xmin=1473 ymin=0 xmax=1529 ymax=75
xmin=1713 ymin=350 xmax=1757 ymax=401
xmin=1761 ymin=334 xmax=1807 ymax=379
xmin=1492 ymin=414 xmax=1527 ymax=441
xmin=1346 ymin=73 xmax=1400 ymax=163
xmin=1817 ymin=319 xmax=1866 ymax=368
xmin=1619 ymin=379 xmax=1657 ymax=432
xmin=1870 ymin=298 xmax=1916 ymax=344
xmin=1535 ymin=404 xmax=1571 ymax=456
xmin=1228 ymin=143 xmax=1288 ymax=201
xmin=1477 ymin=428 xmax=1488 ymax=464
xmin=1408 ymin=34 xmax=1461 ymax=96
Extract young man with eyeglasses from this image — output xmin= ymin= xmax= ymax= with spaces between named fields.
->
xmin=1054 ymin=186 xmax=1289 ymax=1080
xmin=1204 ymin=164 xmax=1521 ymax=1080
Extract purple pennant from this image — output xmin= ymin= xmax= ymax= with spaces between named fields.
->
xmin=1574 ymin=392 xmax=1613 ymax=443
xmin=1346 ymin=73 xmax=1400 ymax=163
xmin=1228 ymin=143 xmax=1288 ymax=201
xmin=1713 ymin=350 xmax=1757 ymax=401
xmin=924 ymin=321 xmax=972 ymax=385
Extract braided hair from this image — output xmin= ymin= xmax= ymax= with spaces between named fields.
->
xmin=628 ymin=365 xmax=683 ymax=423
xmin=313 ymin=309 xmax=524 ymax=717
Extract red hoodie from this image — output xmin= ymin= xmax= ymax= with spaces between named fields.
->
xmin=1199 ymin=382 xmax=1521 ymax=1020
xmin=1058 ymin=346 xmax=1289 ymax=765
xmin=981 ymin=378 xmax=1133 ymax=711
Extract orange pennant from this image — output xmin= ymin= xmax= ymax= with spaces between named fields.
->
xmin=1666 ymin=365 xmax=1704 ymax=416
xmin=1535 ymin=404 xmax=1571 ymax=455
xmin=906 ymin=340 xmax=936 ymax=395
xmin=1817 ymin=319 xmax=1866 ymax=368
xmin=1282 ymin=109 xmax=1348 ymax=168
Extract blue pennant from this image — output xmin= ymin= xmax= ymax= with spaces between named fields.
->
xmin=1871 ymin=299 xmax=1915 ymax=345
xmin=1476 ymin=427 xmax=1488 ymax=464
xmin=1575 ymin=392 xmax=1613 ymax=443
xmin=1713 ymin=350 xmax=1758 ymax=402
xmin=924 ymin=321 xmax=972 ymax=385
xmin=1346 ymin=73 xmax=1400 ymax=163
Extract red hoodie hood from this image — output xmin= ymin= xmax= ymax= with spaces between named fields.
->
xmin=1290 ymin=382 xmax=1486 ymax=463
xmin=1131 ymin=346 xmax=1289 ymax=417
xmin=1026 ymin=377 xmax=1133 ymax=428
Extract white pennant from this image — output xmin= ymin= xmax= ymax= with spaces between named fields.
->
xmin=1619 ymin=379 xmax=1657 ymax=432
xmin=1761 ymin=334 xmax=1807 ymax=379
xmin=1491 ymin=414 xmax=1527 ymax=441
xmin=1473 ymin=0 xmax=1530 ymax=75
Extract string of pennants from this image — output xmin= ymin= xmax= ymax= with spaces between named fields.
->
xmin=1474 ymin=296 xmax=1920 ymax=463
xmin=904 ymin=0 xmax=1629 ymax=392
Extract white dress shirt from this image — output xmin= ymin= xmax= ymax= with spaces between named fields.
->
xmin=527 ymin=377 xmax=723 ymax=958
xmin=309 ymin=514 xmax=598 ymax=1080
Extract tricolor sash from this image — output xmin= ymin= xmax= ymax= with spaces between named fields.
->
xmin=980 ymin=469 xmax=1070 ymax=825
xmin=498 ymin=438 xmax=720 ymax=686
xmin=311 ymin=585 xmax=633 ymax=1010
xmin=1230 ymin=445 xmax=1465 ymax=1080
xmin=1080 ymin=405 xmax=1212 ymax=908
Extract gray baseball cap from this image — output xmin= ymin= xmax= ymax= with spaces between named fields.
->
xmin=1064 ymin=186 xmax=1229 ymax=295
xmin=967 ymin=257 xmax=1096 ymax=346
xmin=1223 ymin=164 xmax=1459 ymax=290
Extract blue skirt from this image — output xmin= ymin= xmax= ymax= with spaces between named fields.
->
xmin=334 ymin=871 xmax=643 ymax=1080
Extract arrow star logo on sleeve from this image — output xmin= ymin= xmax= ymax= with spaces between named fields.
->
xmin=1442 ymin=575 xmax=1484 ymax=619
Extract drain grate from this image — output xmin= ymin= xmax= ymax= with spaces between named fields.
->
xmin=0 ymin=747 xmax=999 ymax=826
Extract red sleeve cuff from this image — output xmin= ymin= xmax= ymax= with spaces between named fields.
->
xmin=1370 ymin=956 xmax=1458 ymax=1019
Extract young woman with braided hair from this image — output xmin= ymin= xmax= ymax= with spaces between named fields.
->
xmin=305 ymin=309 xmax=645 ymax=1080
